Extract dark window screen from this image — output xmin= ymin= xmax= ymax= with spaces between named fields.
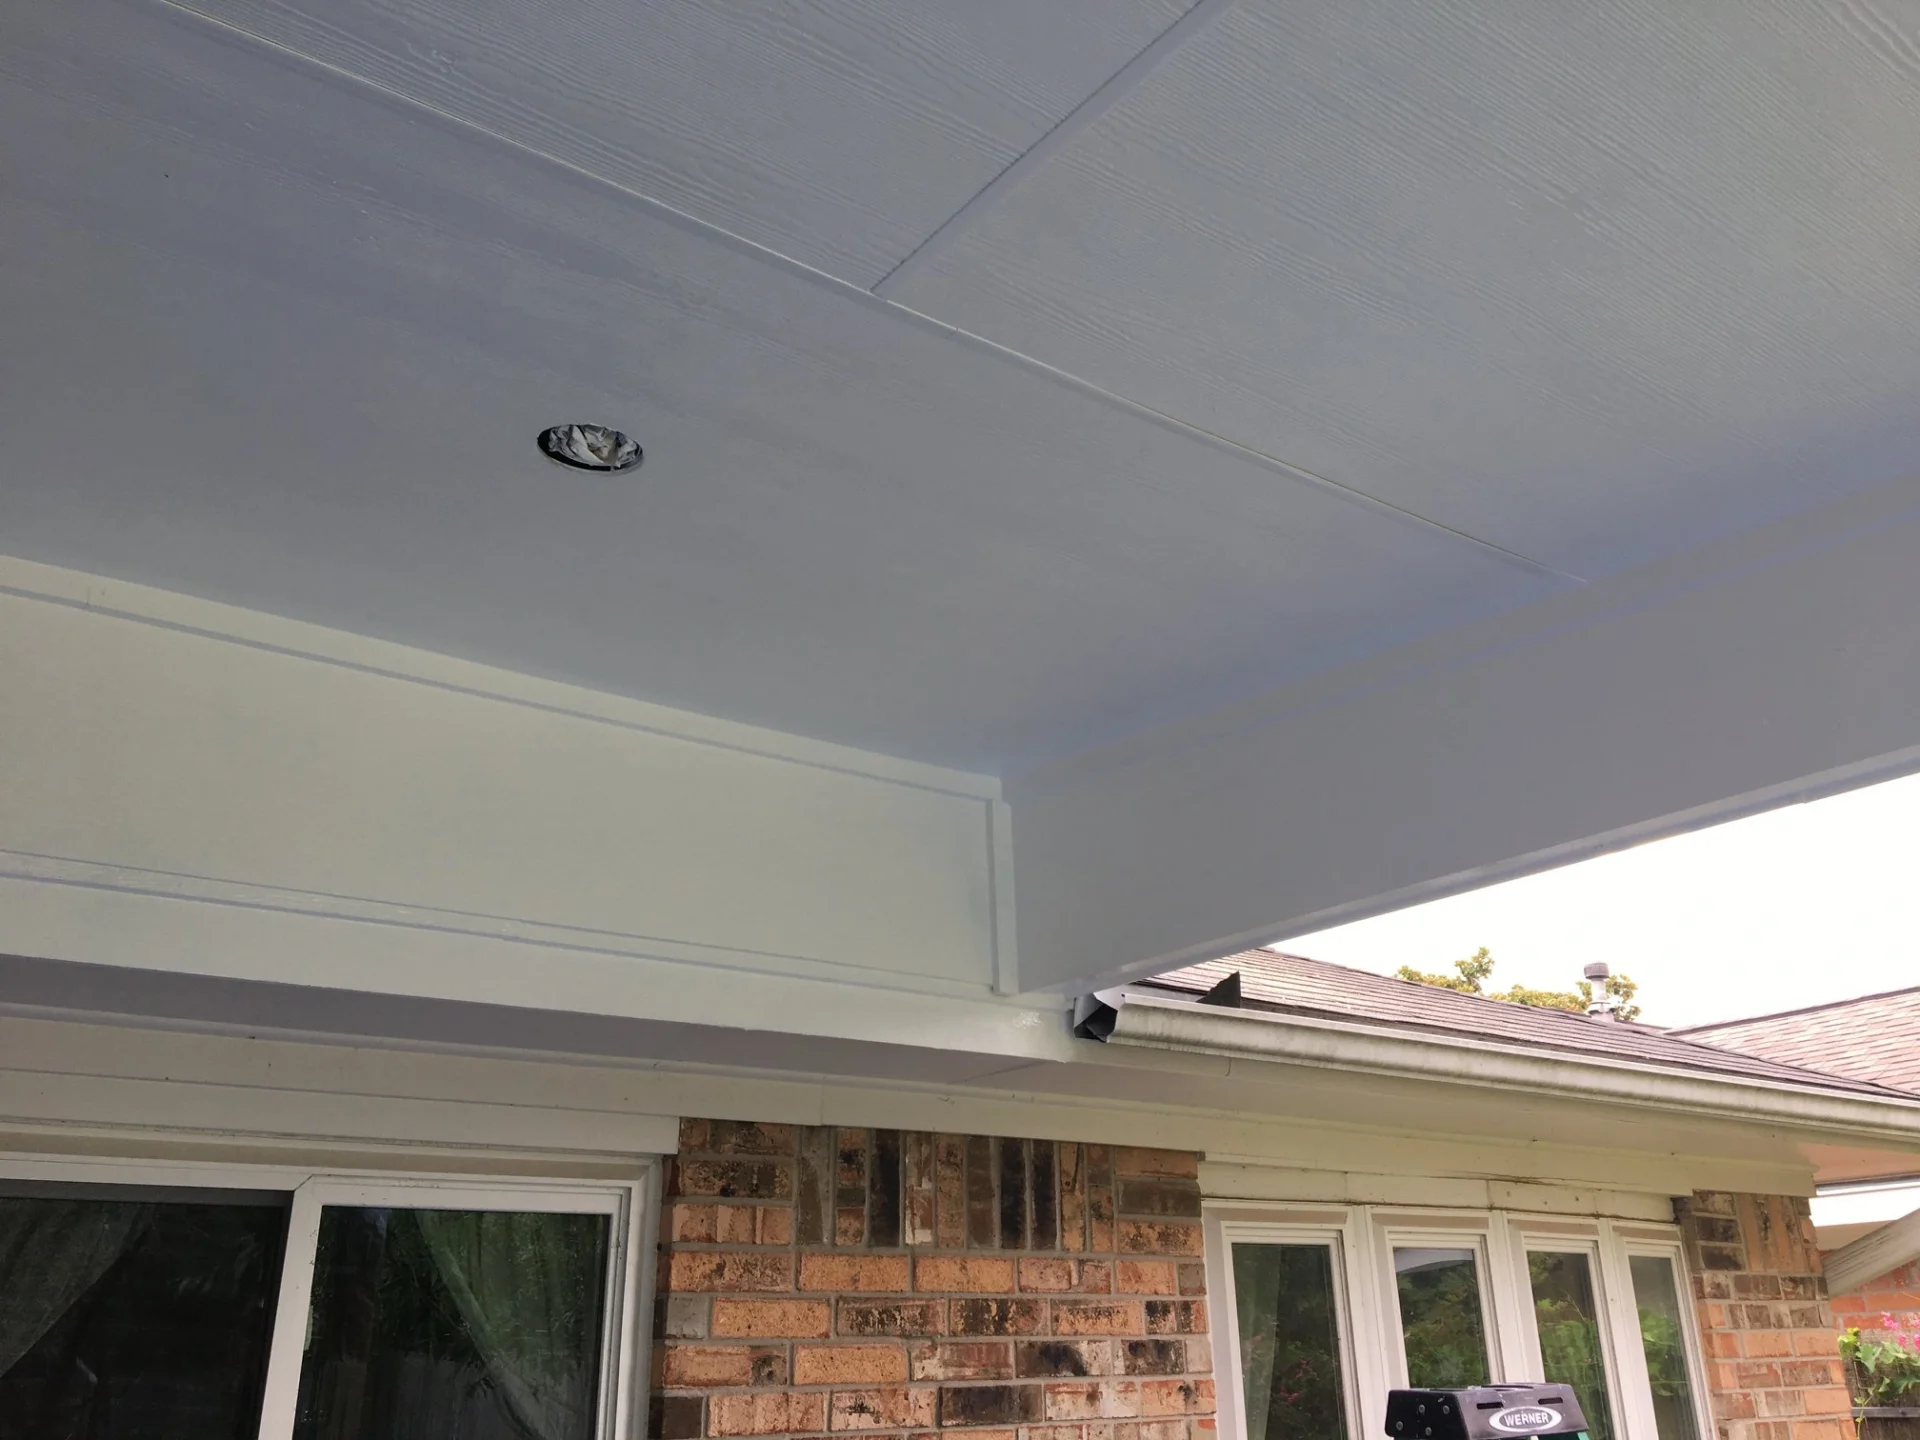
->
xmin=0 ymin=1187 xmax=288 ymax=1440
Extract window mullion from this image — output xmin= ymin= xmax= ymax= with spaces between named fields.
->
xmin=255 ymin=1178 xmax=326 ymax=1440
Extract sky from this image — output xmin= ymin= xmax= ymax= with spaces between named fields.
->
xmin=1282 ymin=770 xmax=1920 ymax=1030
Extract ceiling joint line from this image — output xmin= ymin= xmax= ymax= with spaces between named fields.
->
xmin=871 ymin=0 xmax=1239 ymax=299
xmin=147 ymin=0 xmax=1575 ymax=583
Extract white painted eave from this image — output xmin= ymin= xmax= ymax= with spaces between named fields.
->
xmin=1082 ymin=988 xmax=1920 ymax=1146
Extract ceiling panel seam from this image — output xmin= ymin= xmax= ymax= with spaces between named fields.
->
xmin=869 ymin=0 xmax=1239 ymax=299
xmin=152 ymin=0 xmax=1578 ymax=585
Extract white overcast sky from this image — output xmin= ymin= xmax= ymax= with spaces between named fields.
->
xmin=1283 ymin=770 xmax=1920 ymax=1030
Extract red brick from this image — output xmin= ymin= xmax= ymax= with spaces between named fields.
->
xmin=710 ymin=1392 xmax=827 ymax=1436
xmin=760 ymin=1206 xmax=794 ymax=1247
xmin=804 ymin=1254 xmax=913 ymax=1293
xmin=713 ymin=1298 xmax=832 ymax=1338
xmin=663 ymin=1344 xmax=758 ymax=1389
xmin=1117 ymin=1222 xmax=1202 ymax=1257
xmin=1139 ymin=1380 xmax=1213 ymax=1417
xmin=671 ymin=1251 xmax=794 ymax=1293
xmin=675 ymin=1204 xmax=720 ymax=1242
xmin=1076 ymin=1262 xmax=1115 ymax=1295
xmin=841 ymin=1299 xmax=948 ymax=1337
xmin=1116 ymin=1263 xmax=1178 ymax=1296
xmin=917 ymin=1256 xmax=1018 ymax=1293
xmin=953 ymin=1299 xmax=1046 ymax=1336
xmin=910 ymin=1341 xmax=1014 ymax=1381
xmin=717 ymin=1205 xmax=759 ymax=1244
xmin=1053 ymin=1302 xmax=1146 ymax=1337
xmin=830 ymin=1387 xmax=935 ymax=1431
xmin=1020 ymin=1259 xmax=1078 ymax=1292
xmin=795 ymin=1344 xmax=911 ymax=1385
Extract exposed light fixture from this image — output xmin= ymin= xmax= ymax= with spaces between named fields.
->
xmin=538 ymin=423 xmax=642 ymax=473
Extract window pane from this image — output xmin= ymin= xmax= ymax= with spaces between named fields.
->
xmin=1629 ymin=1255 xmax=1701 ymax=1440
xmin=294 ymin=1206 xmax=612 ymax=1440
xmin=1526 ymin=1250 xmax=1615 ymax=1440
xmin=1231 ymin=1243 xmax=1349 ymax=1440
xmin=0 ymin=1191 xmax=288 ymax=1439
xmin=1394 ymin=1247 xmax=1491 ymax=1388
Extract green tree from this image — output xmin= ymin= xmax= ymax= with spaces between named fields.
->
xmin=1396 ymin=948 xmax=1641 ymax=1022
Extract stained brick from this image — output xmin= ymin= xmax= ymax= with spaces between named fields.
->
xmin=831 ymin=1387 xmax=936 ymax=1431
xmin=1122 ymin=1342 xmax=1184 ymax=1376
xmin=1118 ymin=1222 xmax=1202 ymax=1257
xmin=1176 ymin=1263 xmax=1207 ymax=1297
xmin=938 ymin=1384 xmax=1044 ymax=1427
xmin=936 ymin=1136 xmax=969 ymax=1249
xmin=1087 ymin=1148 xmax=1115 ymax=1254
xmin=1115 ymin=1181 xmax=1202 ymax=1220
xmin=675 ymin=1205 xmax=720 ymax=1243
xmin=842 ymin=1300 xmax=948 ymax=1337
xmin=1076 ymin=1262 xmax=1114 ymax=1295
xmin=1017 ymin=1340 xmax=1115 ymax=1378
xmin=911 ymin=1341 xmax=1015 ymax=1381
xmin=1020 ymin=1259 xmax=1078 ymax=1293
xmin=873 ymin=1131 xmax=905 ymax=1249
xmin=797 ymin=1126 xmax=834 ymax=1247
xmin=1001 ymin=1138 xmax=1031 ymax=1251
xmin=906 ymin=1132 xmax=937 ymax=1248
xmin=712 ymin=1299 xmax=832 ymax=1338
xmin=796 ymin=1344 xmax=911 ymax=1385
xmin=1060 ymin=1144 xmax=1088 ymax=1254
xmin=665 ymin=1295 xmax=712 ymax=1339
xmin=803 ymin=1254 xmax=913 ymax=1293
xmin=1116 ymin=1263 xmax=1177 ymax=1296
xmin=968 ymin=1137 xmax=999 ymax=1249
xmin=681 ymin=1159 xmax=795 ymax=1202
xmin=654 ymin=1394 xmax=703 ymax=1439
xmin=710 ymin=1392 xmax=828 ymax=1436
xmin=1032 ymin=1143 xmax=1060 ymax=1252
xmin=1139 ymin=1380 xmax=1212 ymax=1417
xmin=1112 ymin=1149 xmax=1199 ymax=1180
xmin=1053 ymin=1302 xmax=1146 ymax=1337
xmin=1143 ymin=1302 xmax=1207 ymax=1335
xmin=709 ymin=1122 xmax=798 ymax=1156
xmin=953 ymin=1299 xmax=1047 ymax=1336
xmin=670 ymin=1251 xmax=794 ymax=1293
xmin=918 ymin=1256 xmax=1018 ymax=1293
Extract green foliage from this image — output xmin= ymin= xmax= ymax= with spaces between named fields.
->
xmin=1842 ymin=1323 xmax=1920 ymax=1406
xmin=1395 ymin=947 xmax=1642 ymax=1022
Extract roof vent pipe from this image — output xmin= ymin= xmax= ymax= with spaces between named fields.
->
xmin=1584 ymin=962 xmax=1618 ymax=1021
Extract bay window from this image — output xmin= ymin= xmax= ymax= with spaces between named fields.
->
xmin=1208 ymin=1207 xmax=1711 ymax=1440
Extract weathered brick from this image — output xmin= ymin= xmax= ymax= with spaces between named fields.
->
xmin=760 ymin=1206 xmax=794 ymax=1247
xmin=1183 ymin=1339 xmax=1212 ymax=1376
xmin=1176 ymin=1264 xmax=1207 ymax=1297
xmin=918 ymin=1256 xmax=1019 ymax=1293
xmin=675 ymin=1205 xmax=721 ymax=1243
xmin=954 ymin=1299 xmax=1047 ymax=1336
xmin=1118 ymin=1222 xmax=1202 ymax=1257
xmin=654 ymin=1394 xmax=703 ymax=1440
xmin=664 ymin=1344 xmax=761 ymax=1388
xmin=1143 ymin=1302 xmax=1207 ymax=1335
xmin=681 ymin=1159 xmax=795 ymax=1201
xmin=1139 ymin=1380 xmax=1212 ymax=1417
xmin=796 ymin=1344 xmax=911 ymax=1385
xmin=1115 ymin=1262 xmax=1177 ymax=1296
xmin=831 ymin=1386 xmax=936 ymax=1431
xmin=708 ymin=1121 xmax=798 ymax=1156
xmin=1087 ymin=1148 xmax=1115 ymax=1254
xmin=710 ymin=1392 xmax=828 ymax=1436
xmin=1017 ymin=1340 xmax=1115 ymax=1378
xmin=1060 ymin=1144 xmax=1088 ymax=1254
xmin=1020 ymin=1259 xmax=1078 ymax=1292
xmin=938 ymin=1384 xmax=1044 ymax=1427
xmin=664 ymin=1295 xmax=712 ymax=1339
xmin=1122 ymin=1342 xmax=1185 ymax=1376
xmin=804 ymin=1254 xmax=913 ymax=1293
xmin=911 ymin=1341 xmax=1015 ymax=1381
xmin=841 ymin=1299 xmax=948 ymax=1337
xmin=671 ymin=1251 xmax=794 ymax=1293
xmin=1112 ymin=1149 xmax=1199 ymax=1180
xmin=1053 ymin=1302 xmax=1146 ymax=1337
xmin=935 ymin=1136 xmax=969 ymax=1249
xmin=712 ymin=1298 xmax=832 ymax=1338
xmin=1114 ymin=1180 xmax=1202 ymax=1220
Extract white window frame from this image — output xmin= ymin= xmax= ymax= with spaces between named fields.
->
xmin=1207 ymin=1203 xmax=1709 ymax=1440
xmin=1206 ymin=1207 xmax=1381 ymax=1440
xmin=0 ymin=1152 xmax=657 ymax=1440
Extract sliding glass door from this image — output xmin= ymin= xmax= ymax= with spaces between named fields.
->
xmin=0 ymin=1173 xmax=640 ymax=1440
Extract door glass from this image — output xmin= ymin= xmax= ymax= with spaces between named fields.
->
xmin=0 ymin=1187 xmax=288 ymax=1440
xmin=1526 ymin=1250 xmax=1614 ymax=1440
xmin=1628 ymin=1254 xmax=1701 ymax=1440
xmin=1394 ymin=1247 xmax=1491 ymax=1387
xmin=1231 ymin=1242 xmax=1350 ymax=1440
xmin=293 ymin=1206 xmax=612 ymax=1440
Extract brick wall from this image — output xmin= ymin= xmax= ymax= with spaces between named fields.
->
xmin=1829 ymin=1260 xmax=1920 ymax=1338
xmin=651 ymin=1121 xmax=1216 ymax=1440
xmin=1677 ymin=1192 xmax=1854 ymax=1440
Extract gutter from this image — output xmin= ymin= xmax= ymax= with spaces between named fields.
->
xmin=1073 ymin=988 xmax=1920 ymax=1147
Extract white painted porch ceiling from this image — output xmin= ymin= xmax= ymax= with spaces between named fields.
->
xmin=5 ymin=0 xmax=1920 ymax=771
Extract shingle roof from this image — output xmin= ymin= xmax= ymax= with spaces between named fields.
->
xmin=1144 ymin=949 xmax=1913 ymax=1100
xmin=1671 ymin=987 xmax=1920 ymax=1095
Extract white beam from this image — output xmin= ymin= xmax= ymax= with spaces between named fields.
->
xmin=1826 ymin=1205 xmax=1920 ymax=1296
xmin=1011 ymin=474 xmax=1920 ymax=990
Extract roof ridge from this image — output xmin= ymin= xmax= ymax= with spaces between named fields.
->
xmin=1670 ymin=982 xmax=1920 ymax=1034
